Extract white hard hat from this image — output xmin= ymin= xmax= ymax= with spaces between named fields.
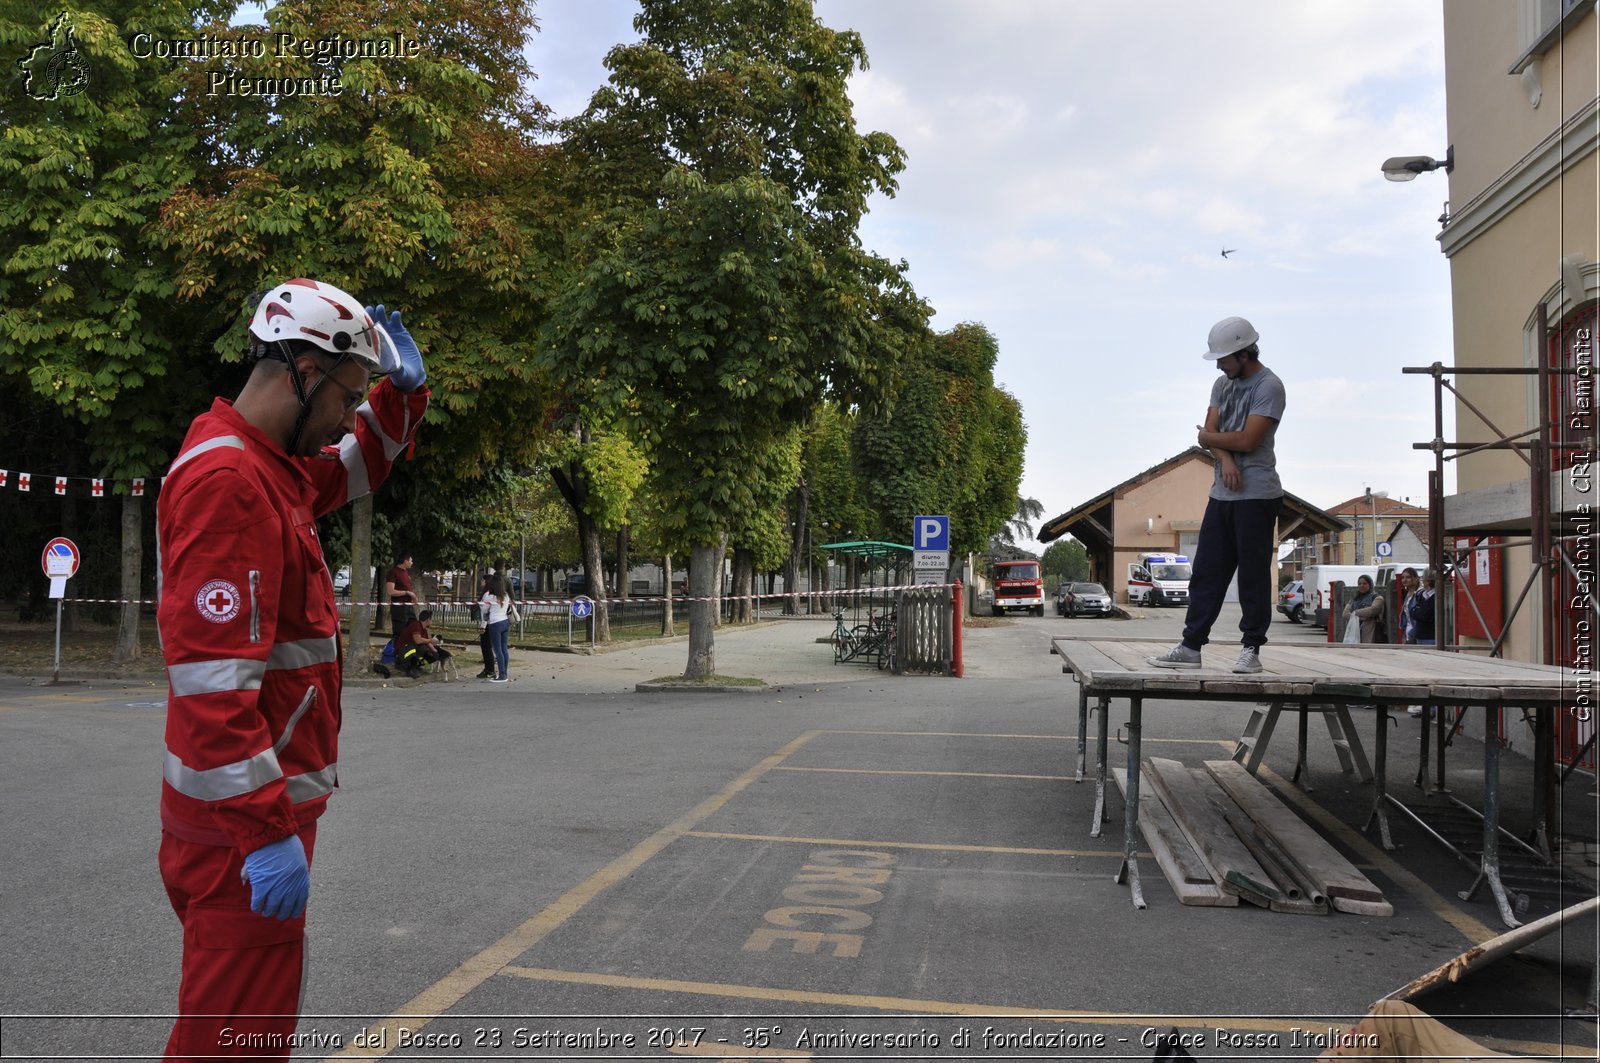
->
xmin=248 ymin=278 xmax=397 ymax=373
xmin=1203 ymin=316 xmax=1259 ymax=360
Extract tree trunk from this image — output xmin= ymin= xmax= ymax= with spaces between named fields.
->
xmin=578 ymin=512 xmax=609 ymax=643
xmin=616 ymin=526 xmax=630 ymax=598
xmin=783 ymin=480 xmax=808 ymax=615
xmin=344 ymin=494 xmax=375 ymax=676
xmin=661 ymin=550 xmax=675 ymax=636
xmin=114 ymin=492 xmax=142 ymax=662
xmin=684 ymin=542 xmax=719 ymax=678
xmin=731 ymin=547 xmax=755 ymax=623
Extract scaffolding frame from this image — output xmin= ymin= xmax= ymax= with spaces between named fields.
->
xmin=1402 ymin=304 xmax=1596 ymax=878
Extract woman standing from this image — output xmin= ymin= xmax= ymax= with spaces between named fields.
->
xmin=479 ymin=572 xmax=512 ymax=683
xmin=1343 ymin=575 xmax=1387 ymax=644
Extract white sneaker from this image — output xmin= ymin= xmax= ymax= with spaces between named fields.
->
xmin=1232 ymin=646 xmax=1263 ymax=674
xmin=1149 ymin=645 xmax=1202 ymax=669
xmin=489 ymin=676 xmax=509 ymax=684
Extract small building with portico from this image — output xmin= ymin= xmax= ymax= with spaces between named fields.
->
xmin=1037 ymin=447 xmax=1347 ymax=604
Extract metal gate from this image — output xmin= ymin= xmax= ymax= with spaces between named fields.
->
xmin=895 ymin=586 xmax=953 ymax=675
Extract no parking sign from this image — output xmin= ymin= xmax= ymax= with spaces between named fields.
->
xmin=41 ymin=537 xmax=80 ymax=598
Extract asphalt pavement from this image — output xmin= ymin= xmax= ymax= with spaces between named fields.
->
xmin=1 ymin=606 xmax=1594 ymax=1061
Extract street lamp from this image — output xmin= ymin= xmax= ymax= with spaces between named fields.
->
xmin=1381 ymin=146 xmax=1453 ymax=182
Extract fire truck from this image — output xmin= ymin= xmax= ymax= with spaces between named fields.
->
xmin=989 ymin=558 xmax=1045 ymax=616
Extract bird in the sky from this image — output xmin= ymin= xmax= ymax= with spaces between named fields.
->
xmin=1220 ymin=248 xmax=1237 ymax=258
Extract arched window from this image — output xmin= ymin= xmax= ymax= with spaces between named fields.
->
xmin=1546 ymin=300 xmax=1597 ymax=471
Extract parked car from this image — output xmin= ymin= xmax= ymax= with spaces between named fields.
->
xmin=1061 ymin=582 xmax=1113 ymax=618
xmin=332 ymin=567 xmax=351 ymax=597
xmin=1054 ymin=582 xmax=1073 ymax=616
xmin=1277 ymin=579 xmax=1306 ymax=623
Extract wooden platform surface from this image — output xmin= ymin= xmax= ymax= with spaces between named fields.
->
xmin=1050 ymin=636 xmax=1570 ymax=704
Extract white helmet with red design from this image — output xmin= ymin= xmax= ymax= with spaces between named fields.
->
xmin=248 ymin=278 xmax=398 ymax=373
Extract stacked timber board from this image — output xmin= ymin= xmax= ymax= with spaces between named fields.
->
xmin=1112 ymin=758 xmax=1392 ymax=916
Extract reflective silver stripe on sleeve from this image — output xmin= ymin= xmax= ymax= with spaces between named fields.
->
xmin=248 ymin=570 xmax=261 ymax=644
xmin=170 ymin=434 xmax=245 ymax=473
xmin=164 ymin=746 xmax=283 ymax=802
xmin=356 ymin=402 xmax=408 ymax=463
xmin=168 ymin=657 xmax=266 ymax=697
xmin=285 ymin=764 xmax=337 ymax=803
xmin=273 ymin=686 xmax=317 ymax=755
xmin=337 ymin=421 xmax=373 ymax=502
xmin=266 ymin=636 xmax=339 ymax=673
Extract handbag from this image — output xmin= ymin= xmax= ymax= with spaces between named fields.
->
xmin=1342 ymin=614 xmax=1363 ymax=644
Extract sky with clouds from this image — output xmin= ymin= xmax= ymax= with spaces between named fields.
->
xmin=524 ymin=1 xmax=1456 ymax=553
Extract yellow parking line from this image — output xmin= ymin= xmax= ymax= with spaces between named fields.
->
xmin=499 ymin=967 xmax=1586 ymax=1055
xmin=774 ymin=766 xmax=1073 ymax=781
xmin=498 ymin=965 xmax=1339 ymax=1034
xmin=816 ymin=729 xmax=1233 ymax=747
xmin=325 ymin=731 xmax=823 ymax=1060
xmin=684 ymin=830 xmax=1130 ymax=859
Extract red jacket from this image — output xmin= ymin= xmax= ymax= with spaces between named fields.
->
xmin=157 ymin=382 xmax=428 ymax=854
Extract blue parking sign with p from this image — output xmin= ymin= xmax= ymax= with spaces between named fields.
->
xmin=914 ymin=515 xmax=949 ymax=551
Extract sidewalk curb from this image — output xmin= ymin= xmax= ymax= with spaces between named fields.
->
xmin=633 ymin=680 xmax=770 ymax=694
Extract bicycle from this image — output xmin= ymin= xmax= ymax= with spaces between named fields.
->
xmin=852 ymin=609 xmax=898 ymax=668
xmin=831 ymin=610 xmax=858 ymax=663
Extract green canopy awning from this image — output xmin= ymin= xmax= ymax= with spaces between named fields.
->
xmin=819 ymin=540 xmax=913 ymax=559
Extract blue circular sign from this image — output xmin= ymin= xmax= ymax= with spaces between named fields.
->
xmin=570 ymin=595 xmax=593 ymax=619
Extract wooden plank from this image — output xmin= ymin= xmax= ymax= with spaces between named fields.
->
xmin=1202 ymin=678 xmax=1316 ymax=699
xmin=1204 ymin=760 xmax=1393 ymax=917
xmin=1272 ymin=643 xmax=1566 ymax=688
xmin=1055 ymin=638 xmax=1567 ymax=703
xmin=1112 ymin=767 xmax=1237 ymax=907
xmin=1143 ymin=758 xmax=1279 ymax=906
xmin=1050 ymin=640 xmax=1141 ymax=688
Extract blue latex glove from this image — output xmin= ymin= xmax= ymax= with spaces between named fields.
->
xmin=368 ymin=303 xmax=426 ymax=392
xmin=242 ymin=834 xmax=310 ymax=920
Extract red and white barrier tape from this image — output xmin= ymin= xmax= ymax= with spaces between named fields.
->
xmin=37 ymin=584 xmax=959 ymax=609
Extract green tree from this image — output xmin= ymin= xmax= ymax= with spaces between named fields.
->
xmin=853 ymin=322 xmax=1026 ymax=563
xmin=545 ymin=423 xmax=648 ymax=641
xmin=1041 ymin=538 xmax=1089 ymax=587
xmin=998 ymin=495 xmax=1046 ymax=545
xmin=152 ymin=0 xmax=558 ymax=640
xmin=541 ymin=0 xmax=920 ymax=678
xmin=0 ymin=4 xmax=235 ymax=659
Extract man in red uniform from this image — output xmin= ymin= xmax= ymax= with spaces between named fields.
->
xmin=156 ymin=278 xmax=429 ymax=1060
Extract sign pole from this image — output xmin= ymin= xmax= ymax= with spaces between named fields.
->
xmin=40 ymin=537 xmax=82 ymax=687
xmin=53 ymin=598 xmax=63 ymax=684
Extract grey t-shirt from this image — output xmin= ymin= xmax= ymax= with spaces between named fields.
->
xmin=1208 ymin=364 xmax=1286 ymax=500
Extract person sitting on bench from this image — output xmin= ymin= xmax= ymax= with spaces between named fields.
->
xmin=396 ymin=609 xmax=450 ymax=678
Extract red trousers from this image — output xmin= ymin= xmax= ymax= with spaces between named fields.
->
xmin=160 ymin=825 xmax=317 ymax=1062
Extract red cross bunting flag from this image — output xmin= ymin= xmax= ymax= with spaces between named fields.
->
xmin=92 ymin=479 xmax=104 ymax=497
xmin=18 ymin=472 xmax=30 ymax=492
xmin=131 ymin=478 xmax=145 ymax=496
xmin=54 ymin=477 xmax=67 ymax=495
xmin=0 ymin=470 xmax=7 ymax=488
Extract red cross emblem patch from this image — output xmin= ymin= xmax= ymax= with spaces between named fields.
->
xmin=195 ymin=579 xmax=242 ymax=624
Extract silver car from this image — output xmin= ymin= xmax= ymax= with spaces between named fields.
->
xmin=1063 ymin=582 xmax=1113 ymax=618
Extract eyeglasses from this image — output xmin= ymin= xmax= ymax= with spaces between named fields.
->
xmin=316 ymin=369 xmax=367 ymax=414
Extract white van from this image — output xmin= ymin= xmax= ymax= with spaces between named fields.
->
xmin=1301 ymin=564 xmax=1377 ymax=628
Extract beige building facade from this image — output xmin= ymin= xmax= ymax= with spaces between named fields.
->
xmin=1437 ymin=1 xmax=1596 ymax=760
